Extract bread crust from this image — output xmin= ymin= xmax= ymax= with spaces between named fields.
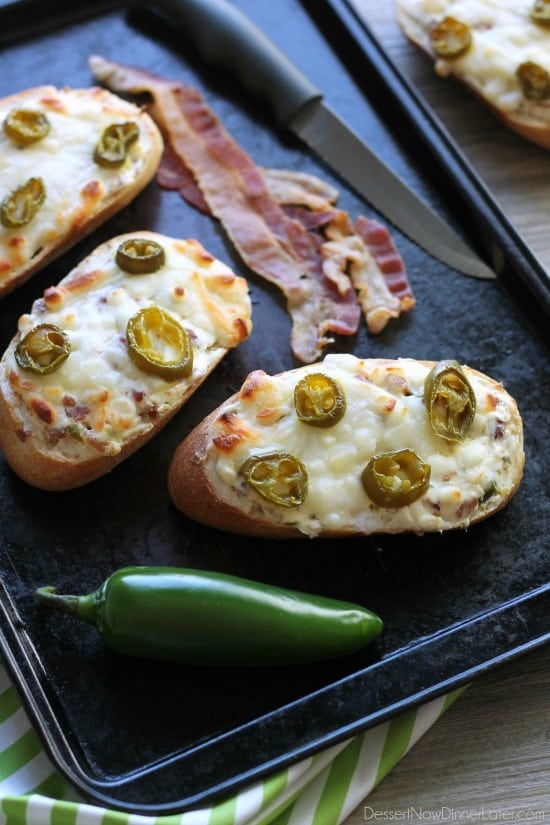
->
xmin=168 ymin=358 xmax=524 ymax=539
xmin=0 ymin=231 xmax=252 ymax=491
xmin=396 ymin=5 xmax=550 ymax=151
xmin=0 ymin=85 xmax=164 ymax=297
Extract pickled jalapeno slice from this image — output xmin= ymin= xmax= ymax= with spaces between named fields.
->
xmin=15 ymin=324 xmax=71 ymax=374
xmin=294 ymin=373 xmax=346 ymax=428
xmin=1 ymin=177 xmax=46 ymax=228
xmin=428 ymin=16 xmax=472 ymax=58
xmin=362 ymin=449 xmax=430 ymax=508
xmin=424 ymin=360 xmax=476 ymax=441
xmin=531 ymin=0 xmax=550 ymax=24
xmin=116 ymin=238 xmax=165 ymax=274
xmin=126 ymin=306 xmax=193 ymax=380
xmin=4 ymin=108 xmax=51 ymax=146
xmin=516 ymin=61 xmax=550 ymax=100
xmin=241 ymin=452 xmax=308 ymax=507
xmin=94 ymin=121 xmax=139 ymax=167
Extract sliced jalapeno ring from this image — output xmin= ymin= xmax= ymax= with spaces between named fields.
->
xmin=294 ymin=373 xmax=346 ymax=428
xmin=4 ymin=108 xmax=51 ymax=146
xmin=15 ymin=323 xmax=71 ymax=375
xmin=116 ymin=238 xmax=166 ymax=274
xmin=424 ymin=360 xmax=476 ymax=441
xmin=126 ymin=306 xmax=193 ymax=380
xmin=531 ymin=0 xmax=550 ymax=24
xmin=362 ymin=449 xmax=430 ymax=509
xmin=428 ymin=16 xmax=472 ymax=58
xmin=241 ymin=451 xmax=308 ymax=507
xmin=94 ymin=121 xmax=139 ymax=168
xmin=516 ymin=61 xmax=550 ymax=100
xmin=1 ymin=176 xmax=46 ymax=228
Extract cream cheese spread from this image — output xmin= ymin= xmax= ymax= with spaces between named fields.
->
xmin=209 ymin=354 xmax=524 ymax=537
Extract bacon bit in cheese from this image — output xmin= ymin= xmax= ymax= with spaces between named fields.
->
xmin=0 ymin=260 xmax=12 ymax=274
xmin=65 ymin=405 xmax=91 ymax=421
xmin=492 ymin=420 xmax=506 ymax=440
xmin=174 ymin=286 xmax=185 ymax=298
xmin=486 ymin=392 xmax=500 ymax=411
xmin=381 ymin=397 xmax=397 ymax=413
xmin=8 ymin=369 xmax=32 ymax=390
xmin=29 ymin=396 xmax=56 ymax=424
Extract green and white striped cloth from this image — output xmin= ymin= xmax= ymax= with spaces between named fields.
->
xmin=0 ymin=663 xmax=463 ymax=825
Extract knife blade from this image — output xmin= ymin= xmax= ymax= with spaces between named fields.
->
xmin=148 ymin=0 xmax=496 ymax=280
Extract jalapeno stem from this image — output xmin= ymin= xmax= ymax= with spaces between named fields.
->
xmin=35 ymin=586 xmax=99 ymax=625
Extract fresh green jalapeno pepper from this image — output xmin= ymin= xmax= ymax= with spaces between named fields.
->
xmin=294 ymin=373 xmax=346 ymax=428
xmin=428 ymin=16 xmax=472 ymax=58
xmin=116 ymin=238 xmax=166 ymax=274
xmin=362 ymin=449 xmax=430 ymax=508
xmin=4 ymin=108 xmax=51 ymax=146
xmin=516 ymin=61 xmax=550 ymax=100
xmin=1 ymin=176 xmax=46 ymax=228
xmin=35 ymin=566 xmax=383 ymax=666
xmin=15 ymin=323 xmax=70 ymax=374
xmin=126 ymin=306 xmax=193 ymax=380
xmin=424 ymin=360 xmax=476 ymax=441
xmin=241 ymin=451 xmax=308 ymax=507
xmin=94 ymin=121 xmax=139 ymax=167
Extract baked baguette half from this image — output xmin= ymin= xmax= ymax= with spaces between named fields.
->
xmin=0 ymin=231 xmax=252 ymax=490
xmin=396 ymin=0 xmax=550 ymax=150
xmin=168 ymin=354 xmax=524 ymax=538
xmin=0 ymin=85 xmax=163 ymax=297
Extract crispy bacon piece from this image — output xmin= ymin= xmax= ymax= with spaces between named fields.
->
xmin=323 ymin=212 xmax=415 ymax=334
xmin=89 ymin=55 xmax=414 ymax=359
xmin=354 ymin=215 xmax=416 ymax=315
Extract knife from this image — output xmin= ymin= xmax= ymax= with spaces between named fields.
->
xmin=147 ymin=0 xmax=496 ymax=280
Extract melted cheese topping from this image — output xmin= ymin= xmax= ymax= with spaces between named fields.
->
xmin=0 ymin=86 xmax=158 ymax=277
xmin=1 ymin=232 xmax=251 ymax=460
xmin=208 ymin=354 xmax=523 ymax=537
xmin=399 ymin=0 xmax=550 ymax=122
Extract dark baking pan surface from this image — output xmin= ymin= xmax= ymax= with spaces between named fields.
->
xmin=0 ymin=0 xmax=548 ymax=814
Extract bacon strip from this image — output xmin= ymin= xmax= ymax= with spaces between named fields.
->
xmin=89 ymin=56 xmax=414 ymax=357
xmin=90 ymin=56 xmax=360 ymax=363
xmin=354 ymin=215 xmax=416 ymax=315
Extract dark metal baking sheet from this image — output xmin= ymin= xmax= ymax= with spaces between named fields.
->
xmin=0 ymin=0 xmax=548 ymax=814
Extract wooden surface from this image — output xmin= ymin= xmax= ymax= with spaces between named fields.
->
xmin=341 ymin=2 xmax=550 ymax=822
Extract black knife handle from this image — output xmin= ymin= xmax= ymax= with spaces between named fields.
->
xmin=150 ymin=0 xmax=321 ymax=124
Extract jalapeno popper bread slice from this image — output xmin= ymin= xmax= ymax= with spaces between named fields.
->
xmin=396 ymin=0 xmax=550 ymax=150
xmin=0 ymin=85 xmax=163 ymax=297
xmin=0 ymin=231 xmax=252 ymax=490
xmin=168 ymin=354 xmax=524 ymax=538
